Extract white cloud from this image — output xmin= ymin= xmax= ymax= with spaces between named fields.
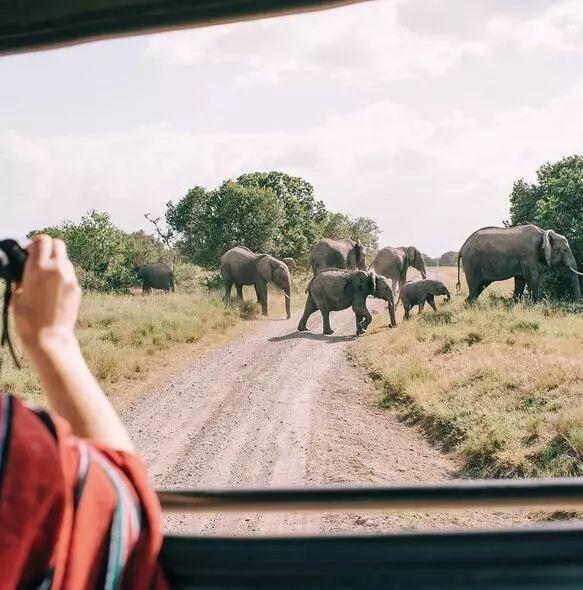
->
xmin=486 ymin=1 xmax=583 ymax=53
xmin=4 ymin=80 xmax=583 ymax=254
xmin=145 ymin=1 xmax=485 ymax=84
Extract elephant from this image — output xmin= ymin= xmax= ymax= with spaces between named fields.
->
xmin=399 ymin=279 xmax=451 ymax=319
xmin=282 ymin=257 xmax=297 ymax=270
xmin=371 ymin=246 xmax=427 ymax=294
xmin=221 ymin=246 xmax=291 ymax=319
xmin=308 ymin=238 xmax=366 ymax=275
xmin=297 ymin=269 xmax=396 ymax=336
xmin=457 ymin=225 xmax=583 ymax=302
xmin=135 ymin=263 xmax=175 ymax=294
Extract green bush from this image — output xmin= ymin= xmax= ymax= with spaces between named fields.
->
xmin=509 ymin=155 xmax=583 ymax=299
xmin=30 ymin=210 xmax=173 ymax=292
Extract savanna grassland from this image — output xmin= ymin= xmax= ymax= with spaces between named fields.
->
xmin=2 ymin=265 xmax=310 ymax=407
xmin=353 ymin=267 xmax=583 ymax=479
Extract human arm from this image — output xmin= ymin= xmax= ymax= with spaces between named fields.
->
xmin=11 ymin=235 xmax=134 ymax=453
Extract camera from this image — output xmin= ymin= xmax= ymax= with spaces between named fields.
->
xmin=0 ymin=239 xmax=27 ymax=283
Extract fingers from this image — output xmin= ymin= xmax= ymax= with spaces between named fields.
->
xmin=28 ymin=234 xmax=52 ymax=267
xmin=51 ymin=238 xmax=67 ymax=261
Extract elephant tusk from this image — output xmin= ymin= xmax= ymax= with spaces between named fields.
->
xmin=283 ymin=292 xmax=291 ymax=300
xmin=569 ymin=267 xmax=583 ymax=277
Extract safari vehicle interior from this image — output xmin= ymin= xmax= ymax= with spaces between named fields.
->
xmin=3 ymin=1 xmax=583 ymax=588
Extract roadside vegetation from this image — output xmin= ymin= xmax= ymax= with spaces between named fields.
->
xmin=3 ymin=265 xmax=309 ymax=405
xmin=354 ymin=267 xmax=583 ymax=479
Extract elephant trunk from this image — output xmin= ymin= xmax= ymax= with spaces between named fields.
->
xmin=565 ymin=253 xmax=582 ymax=299
xmin=445 ymin=288 xmax=451 ymax=302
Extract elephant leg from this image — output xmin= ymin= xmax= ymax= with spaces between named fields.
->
xmin=529 ymin=280 xmax=541 ymax=302
xmin=392 ymin=279 xmax=398 ymax=296
xmin=224 ymin=280 xmax=233 ymax=302
xmin=298 ymin=295 xmax=317 ymax=331
xmin=467 ymin=281 xmax=486 ymax=303
xmin=473 ymin=281 xmax=490 ymax=300
xmin=353 ymin=309 xmax=367 ymax=335
xmin=513 ymin=277 xmax=526 ymax=300
xmin=523 ymin=266 xmax=540 ymax=302
xmin=353 ymin=302 xmax=372 ymax=335
xmin=236 ymin=284 xmax=244 ymax=300
xmin=403 ymin=304 xmax=411 ymax=320
xmin=418 ymin=302 xmax=425 ymax=314
xmin=427 ymin=295 xmax=437 ymax=312
xmin=354 ymin=312 xmax=363 ymax=335
xmin=321 ymin=307 xmax=334 ymax=335
xmin=463 ymin=268 xmax=482 ymax=303
xmin=254 ymin=284 xmax=261 ymax=303
xmin=256 ymin=279 xmax=268 ymax=316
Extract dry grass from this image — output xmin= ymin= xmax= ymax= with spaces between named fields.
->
xmin=2 ymin=266 xmax=309 ymax=406
xmin=353 ymin=267 xmax=583 ymax=478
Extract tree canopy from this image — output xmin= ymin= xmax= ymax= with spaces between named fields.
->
xmin=508 ymin=154 xmax=583 ymax=297
xmin=439 ymin=251 xmax=458 ymax=267
xmin=236 ymin=171 xmax=326 ymax=260
xmin=166 ymin=171 xmax=380 ymax=265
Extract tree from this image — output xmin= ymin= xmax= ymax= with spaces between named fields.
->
xmin=439 ymin=251 xmax=458 ymax=266
xmin=349 ymin=216 xmax=381 ymax=251
xmin=423 ymin=254 xmax=439 ymax=267
xmin=319 ymin=212 xmax=353 ymax=240
xmin=126 ymin=230 xmax=173 ymax=267
xmin=29 ymin=210 xmax=140 ymax=291
xmin=166 ymin=171 xmax=382 ymax=266
xmin=165 ymin=186 xmax=207 ymax=262
xmin=319 ymin=211 xmax=380 ymax=251
xmin=508 ymin=155 xmax=583 ymax=298
xmin=236 ymin=171 xmax=326 ymax=260
xmin=166 ymin=181 xmax=284 ymax=266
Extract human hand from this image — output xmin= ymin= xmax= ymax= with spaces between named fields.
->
xmin=12 ymin=235 xmax=81 ymax=353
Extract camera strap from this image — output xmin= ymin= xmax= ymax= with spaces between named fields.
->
xmin=1 ymin=283 xmax=20 ymax=368
xmin=0 ymin=240 xmax=27 ymax=369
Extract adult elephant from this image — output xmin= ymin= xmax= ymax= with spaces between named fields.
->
xmin=221 ymin=246 xmax=291 ymax=319
xmin=371 ymin=246 xmax=426 ymax=294
xmin=457 ymin=225 xmax=583 ymax=302
xmin=309 ymin=238 xmax=366 ymax=275
xmin=135 ymin=263 xmax=175 ymax=294
xmin=297 ymin=269 xmax=396 ymax=335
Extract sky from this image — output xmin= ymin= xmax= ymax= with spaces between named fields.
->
xmin=2 ymin=0 xmax=583 ymax=256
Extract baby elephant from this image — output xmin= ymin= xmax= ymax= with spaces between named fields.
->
xmin=297 ymin=269 xmax=397 ymax=336
xmin=399 ymin=279 xmax=451 ymax=319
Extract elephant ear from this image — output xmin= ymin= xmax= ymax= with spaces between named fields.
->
xmin=406 ymin=246 xmax=417 ymax=265
xmin=257 ymin=255 xmax=273 ymax=282
xmin=542 ymin=230 xmax=554 ymax=266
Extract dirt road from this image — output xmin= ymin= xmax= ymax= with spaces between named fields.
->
xmin=125 ymin=272 xmax=531 ymax=535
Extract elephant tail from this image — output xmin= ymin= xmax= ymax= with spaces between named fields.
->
xmin=456 ymin=252 xmax=462 ymax=292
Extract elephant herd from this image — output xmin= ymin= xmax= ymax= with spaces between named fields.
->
xmin=220 ymin=237 xmax=449 ymax=336
xmin=137 ymin=223 xmax=583 ymax=337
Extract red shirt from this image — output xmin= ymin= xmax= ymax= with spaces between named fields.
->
xmin=0 ymin=393 xmax=167 ymax=589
